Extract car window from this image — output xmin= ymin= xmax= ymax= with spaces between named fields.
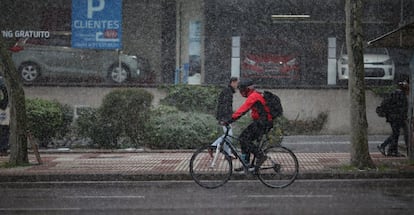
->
xmin=364 ymin=48 xmax=388 ymax=55
xmin=47 ymin=35 xmax=71 ymax=47
xmin=341 ymin=44 xmax=388 ymax=55
xmin=25 ymin=38 xmax=46 ymax=45
xmin=25 ymin=34 xmax=71 ymax=47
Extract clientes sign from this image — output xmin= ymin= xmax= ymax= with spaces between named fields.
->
xmin=72 ymin=0 xmax=122 ymax=49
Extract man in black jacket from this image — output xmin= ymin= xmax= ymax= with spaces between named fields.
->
xmin=0 ymin=77 xmax=10 ymax=156
xmin=377 ymin=80 xmax=409 ymax=157
xmin=216 ymin=77 xmax=238 ymax=122
xmin=211 ymin=77 xmax=238 ymax=157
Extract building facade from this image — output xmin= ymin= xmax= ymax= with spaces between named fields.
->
xmin=1 ymin=0 xmax=413 ymax=87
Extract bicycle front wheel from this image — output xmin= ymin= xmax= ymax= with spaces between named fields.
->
xmin=189 ymin=145 xmax=233 ymax=189
xmin=257 ymin=146 xmax=299 ymax=188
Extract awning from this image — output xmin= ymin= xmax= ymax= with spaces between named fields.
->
xmin=367 ymin=22 xmax=414 ymax=49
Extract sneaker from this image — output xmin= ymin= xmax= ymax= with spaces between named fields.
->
xmin=387 ymin=151 xmax=405 ymax=157
xmin=377 ymin=145 xmax=386 ymax=156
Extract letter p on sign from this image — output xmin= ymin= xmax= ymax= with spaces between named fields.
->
xmin=87 ymin=0 xmax=105 ymax=19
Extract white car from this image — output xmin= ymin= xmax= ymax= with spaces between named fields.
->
xmin=337 ymin=45 xmax=395 ymax=81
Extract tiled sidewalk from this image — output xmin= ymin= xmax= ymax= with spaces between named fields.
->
xmin=0 ymin=151 xmax=412 ymax=181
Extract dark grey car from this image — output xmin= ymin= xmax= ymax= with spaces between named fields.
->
xmin=10 ymin=32 xmax=149 ymax=83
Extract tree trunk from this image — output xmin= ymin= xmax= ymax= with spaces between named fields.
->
xmin=0 ymin=36 xmax=28 ymax=165
xmin=345 ymin=0 xmax=374 ymax=169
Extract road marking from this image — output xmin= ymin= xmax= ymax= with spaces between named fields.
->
xmin=229 ymin=194 xmax=333 ymax=198
xmin=62 ymin=195 xmax=145 ymax=199
xmin=245 ymin=194 xmax=333 ymax=198
xmin=0 ymin=208 xmax=81 ymax=211
xmin=285 ymin=141 xmax=386 ymax=145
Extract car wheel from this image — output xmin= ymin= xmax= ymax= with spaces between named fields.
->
xmin=108 ymin=64 xmax=130 ymax=83
xmin=19 ymin=62 xmax=40 ymax=82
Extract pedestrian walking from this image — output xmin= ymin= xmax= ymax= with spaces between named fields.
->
xmin=0 ymin=78 xmax=10 ymax=156
xmin=211 ymin=77 xmax=238 ymax=158
xmin=377 ymin=80 xmax=409 ymax=157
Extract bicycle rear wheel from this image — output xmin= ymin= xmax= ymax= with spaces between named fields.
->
xmin=189 ymin=145 xmax=233 ymax=189
xmin=257 ymin=146 xmax=299 ymax=188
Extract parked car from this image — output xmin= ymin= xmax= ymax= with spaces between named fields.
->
xmin=337 ymin=45 xmax=395 ymax=81
xmin=241 ymin=53 xmax=300 ymax=80
xmin=9 ymin=31 xmax=150 ymax=83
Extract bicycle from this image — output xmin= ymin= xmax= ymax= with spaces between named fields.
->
xmin=189 ymin=125 xmax=299 ymax=189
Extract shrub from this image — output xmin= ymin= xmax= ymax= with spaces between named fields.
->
xmin=75 ymin=113 xmax=117 ymax=149
xmin=56 ymin=103 xmax=74 ymax=138
xmin=281 ymin=112 xmax=328 ymax=135
xmin=76 ymin=88 xmax=153 ymax=148
xmin=369 ymin=85 xmax=396 ymax=98
xmin=26 ymin=98 xmax=73 ymax=147
xmin=145 ymin=105 xmax=218 ymax=149
xmin=75 ymin=107 xmax=116 ymax=148
xmin=159 ymin=84 xmax=221 ymax=114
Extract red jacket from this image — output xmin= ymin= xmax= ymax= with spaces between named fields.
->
xmin=232 ymin=90 xmax=272 ymax=121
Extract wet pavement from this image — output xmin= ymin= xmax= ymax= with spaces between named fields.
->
xmin=0 ymin=135 xmax=413 ymax=182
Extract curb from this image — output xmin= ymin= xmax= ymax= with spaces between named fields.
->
xmin=0 ymin=173 xmax=192 ymax=183
xmin=1 ymin=171 xmax=413 ymax=183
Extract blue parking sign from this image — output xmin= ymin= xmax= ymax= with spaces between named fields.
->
xmin=72 ymin=0 xmax=122 ymax=49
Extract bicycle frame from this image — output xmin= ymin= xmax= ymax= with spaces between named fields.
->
xmin=210 ymin=126 xmax=239 ymax=168
xmin=213 ymin=125 xmax=263 ymax=171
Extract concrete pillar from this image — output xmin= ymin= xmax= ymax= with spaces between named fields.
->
xmin=409 ymin=52 xmax=414 ymax=160
xmin=231 ymin=36 xmax=241 ymax=78
xmin=327 ymin=37 xmax=337 ymax=85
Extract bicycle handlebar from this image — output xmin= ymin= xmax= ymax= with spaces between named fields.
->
xmin=224 ymin=124 xmax=231 ymax=136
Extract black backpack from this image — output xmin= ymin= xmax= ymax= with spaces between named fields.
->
xmin=263 ymin=91 xmax=283 ymax=119
xmin=376 ymin=90 xmax=407 ymax=118
xmin=376 ymin=95 xmax=394 ymax=118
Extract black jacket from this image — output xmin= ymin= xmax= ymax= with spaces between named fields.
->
xmin=383 ymin=89 xmax=408 ymax=123
xmin=216 ymin=85 xmax=235 ymax=122
xmin=0 ymin=84 xmax=8 ymax=110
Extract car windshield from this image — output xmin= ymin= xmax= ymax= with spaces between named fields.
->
xmin=342 ymin=45 xmax=387 ymax=55
xmin=364 ymin=48 xmax=388 ymax=55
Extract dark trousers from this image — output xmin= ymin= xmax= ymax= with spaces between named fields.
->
xmin=0 ymin=125 xmax=10 ymax=152
xmin=239 ymin=121 xmax=271 ymax=157
xmin=381 ymin=120 xmax=408 ymax=153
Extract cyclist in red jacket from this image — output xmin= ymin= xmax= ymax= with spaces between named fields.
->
xmin=226 ymin=79 xmax=273 ymax=171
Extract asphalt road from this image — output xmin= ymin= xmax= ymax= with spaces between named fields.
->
xmin=0 ymin=179 xmax=413 ymax=215
xmin=282 ymin=135 xmax=406 ymax=153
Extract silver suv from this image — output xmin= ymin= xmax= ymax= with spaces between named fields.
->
xmin=10 ymin=32 xmax=149 ymax=83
